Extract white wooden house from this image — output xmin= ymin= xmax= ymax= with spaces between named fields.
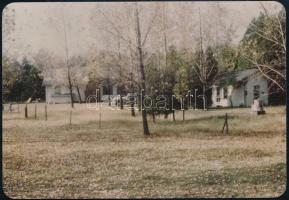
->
xmin=211 ymin=69 xmax=269 ymax=107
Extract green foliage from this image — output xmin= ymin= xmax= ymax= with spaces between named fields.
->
xmin=145 ymin=53 xmax=162 ymax=95
xmin=241 ymin=11 xmax=285 ymax=65
xmin=214 ymin=44 xmax=250 ymax=71
xmin=2 ymin=57 xmax=19 ymax=102
xmin=192 ymin=46 xmax=219 ymax=86
xmin=240 ymin=9 xmax=286 ymax=92
xmin=163 ymin=45 xmax=181 ymax=94
xmin=145 ymin=45 xmax=192 ymax=111
xmin=173 ymin=65 xmax=190 ymax=97
xmin=3 ymin=58 xmax=45 ymax=102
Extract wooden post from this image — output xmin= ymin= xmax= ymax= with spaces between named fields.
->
xmin=131 ymin=99 xmax=136 ymax=117
xmin=9 ymin=103 xmax=12 ymax=112
xmin=96 ymin=89 xmax=101 ymax=128
xmin=226 ymin=113 xmax=229 ymax=134
xmin=69 ymin=109 xmax=72 ymax=125
xmin=137 ymin=93 xmax=141 ymax=112
xmin=222 ymin=113 xmax=229 ymax=134
xmin=25 ymin=104 xmax=28 ymax=118
xmin=173 ymin=110 xmax=176 ymax=122
xmin=182 ymin=110 xmax=185 ymax=121
xmin=45 ymin=104 xmax=47 ymax=121
xmin=34 ymin=104 xmax=37 ymax=119
xmin=120 ymin=95 xmax=124 ymax=110
xmin=99 ymin=110 xmax=101 ymax=128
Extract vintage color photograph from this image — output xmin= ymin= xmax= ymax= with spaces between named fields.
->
xmin=2 ymin=1 xmax=286 ymax=198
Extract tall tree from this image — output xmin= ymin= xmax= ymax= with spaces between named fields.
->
xmin=9 ymin=59 xmax=45 ymax=102
xmin=47 ymin=5 xmax=78 ymax=108
xmin=173 ymin=59 xmax=190 ymax=120
xmin=135 ymin=4 xmax=150 ymax=135
xmin=191 ymin=8 xmax=219 ymax=109
xmin=69 ymin=55 xmax=89 ymax=103
xmin=92 ymin=3 xmax=160 ymax=135
xmin=240 ymin=8 xmax=286 ymax=93
xmin=2 ymin=57 xmax=20 ymax=102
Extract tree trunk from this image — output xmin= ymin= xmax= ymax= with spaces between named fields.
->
xmin=202 ymin=84 xmax=206 ymax=110
xmin=137 ymin=93 xmax=141 ymax=112
xmin=67 ymin=71 xmax=74 ymax=108
xmin=173 ymin=110 xmax=175 ymax=122
xmin=135 ymin=7 xmax=150 ymax=136
xmin=130 ymin=73 xmax=135 ymax=116
xmin=108 ymin=95 xmax=111 ymax=106
xmin=63 ymin=18 xmax=74 ymax=109
xmin=76 ymin=85 xmax=82 ymax=104
xmin=131 ymin=100 xmax=136 ymax=116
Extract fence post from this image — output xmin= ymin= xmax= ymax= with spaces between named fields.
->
xmin=25 ymin=104 xmax=28 ymax=118
xmin=69 ymin=109 xmax=72 ymax=125
xmin=9 ymin=103 xmax=12 ymax=112
xmin=45 ymin=104 xmax=47 ymax=121
xmin=226 ymin=113 xmax=228 ymax=134
xmin=222 ymin=113 xmax=229 ymax=134
xmin=120 ymin=95 xmax=124 ymax=110
xmin=99 ymin=110 xmax=101 ymax=128
xmin=34 ymin=104 xmax=37 ymax=119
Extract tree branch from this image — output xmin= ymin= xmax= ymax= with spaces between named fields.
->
xmin=97 ymin=8 xmax=137 ymax=48
xmin=141 ymin=6 xmax=160 ymax=46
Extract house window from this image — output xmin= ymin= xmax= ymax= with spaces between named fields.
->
xmin=216 ymin=87 xmax=220 ymax=96
xmin=216 ymin=87 xmax=220 ymax=102
xmin=223 ymin=87 xmax=228 ymax=99
xmin=253 ymin=85 xmax=260 ymax=99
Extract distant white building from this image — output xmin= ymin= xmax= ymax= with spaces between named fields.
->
xmin=42 ymin=79 xmax=86 ymax=104
xmin=43 ymin=78 xmax=121 ymax=104
xmin=211 ymin=69 xmax=268 ymax=107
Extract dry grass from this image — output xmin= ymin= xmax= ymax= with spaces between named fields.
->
xmin=2 ymin=103 xmax=286 ymax=198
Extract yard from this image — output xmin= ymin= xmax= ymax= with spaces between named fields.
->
xmin=2 ymin=103 xmax=286 ymax=198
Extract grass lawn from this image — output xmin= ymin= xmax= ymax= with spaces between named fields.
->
xmin=2 ymin=103 xmax=286 ymax=198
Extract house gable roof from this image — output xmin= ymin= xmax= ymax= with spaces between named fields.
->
xmin=214 ymin=68 xmax=259 ymax=87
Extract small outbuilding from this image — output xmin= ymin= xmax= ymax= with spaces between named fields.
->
xmin=42 ymin=79 xmax=86 ymax=104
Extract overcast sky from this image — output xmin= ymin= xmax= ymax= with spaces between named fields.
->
xmin=3 ymin=1 xmax=284 ymax=59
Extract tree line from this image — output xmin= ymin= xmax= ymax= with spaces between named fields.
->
xmin=2 ymin=3 xmax=285 ymax=135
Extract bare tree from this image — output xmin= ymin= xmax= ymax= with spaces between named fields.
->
xmin=134 ymin=4 xmax=150 ymax=135
xmin=91 ymin=3 xmax=160 ymax=135
xmin=47 ymin=5 xmax=76 ymax=108
xmin=33 ymin=49 xmax=55 ymax=77
xmin=69 ymin=55 xmax=89 ymax=103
